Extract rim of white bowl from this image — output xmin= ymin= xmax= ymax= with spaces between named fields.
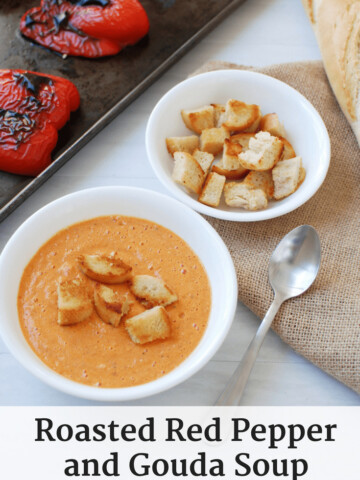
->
xmin=0 ymin=186 xmax=238 ymax=402
xmin=146 ymin=69 xmax=331 ymax=222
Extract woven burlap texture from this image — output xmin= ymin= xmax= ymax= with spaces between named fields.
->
xmin=194 ymin=61 xmax=360 ymax=394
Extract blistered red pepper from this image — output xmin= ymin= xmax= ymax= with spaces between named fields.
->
xmin=0 ymin=69 xmax=80 ymax=176
xmin=20 ymin=0 xmax=150 ymax=58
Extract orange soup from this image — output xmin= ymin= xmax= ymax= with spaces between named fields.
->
xmin=17 ymin=216 xmax=211 ymax=388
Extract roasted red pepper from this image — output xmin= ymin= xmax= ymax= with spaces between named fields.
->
xmin=0 ymin=69 xmax=80 ymax=176
xmin=20 ymin=0 xmax=150 ymax=58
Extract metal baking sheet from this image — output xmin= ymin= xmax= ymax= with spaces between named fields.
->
xmin=0 ymin=0 xmax=246 ymax=221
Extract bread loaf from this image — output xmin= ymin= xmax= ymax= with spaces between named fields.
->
xmin=302 ymin=0 xmax=360 ymax=146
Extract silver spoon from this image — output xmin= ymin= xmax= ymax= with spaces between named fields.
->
xmin=216 ymin=225 xmax=321 ymax=406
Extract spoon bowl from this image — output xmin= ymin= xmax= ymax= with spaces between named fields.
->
xmin=269 ymin=225 xmax=321 ymax=300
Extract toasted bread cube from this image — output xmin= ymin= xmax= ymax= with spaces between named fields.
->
xmin=259 ymin=113 xmax=286 ymax=137
xmin=243 ymin=114 xmax=261 ymax=133
xmin=243 ymin=170 xmax=274 ymax=199
xmin=200 ymin=127 xmax=229 ymax=155
xmin=212 ymin=161 xmax=248 ymax=180
xmin=193 ymin=149 xmax=214 ymax=175
xmin=181 ymin=105 xmax=215 ymax=134
xmin=279 ymin=137 xmax=296 ymax=160
xmin=298 ymin=166 xmax=306 ymax=186
xmin=272 ymin=156 xmax=303 ymax=200
xmin=125 ymin=306 xmax=171 ymax=344
xmin=221 ymin=99 xmax=261 ymax=133
xmin=94 ymin=284 xmax=129 ymax=327
xmin=238 ymin=131 xmax=284 ymax=171
xmin=166 ymin=136 xmax=199 ymax=156
xmin=172 ymin=152 xmax=205 ymax=194
xmin=224 ymin=182 xmax=268 ymax=210
xmin=222 ymin=138 xmax=243 ymax=170
xmin=130 ymin=275 xmax=177 ymax=308
xmin=230 ymin=132 xmax=255 ymax=150
xmin=78 ymin=254 xmax=132 ymax=284
xmin=198 ymin=172 xmax=226 ymax=207
xmin=57 ymin=279 xmax=93 ymax=326
xmin=211 ymin=103 xmax=225 ymax=127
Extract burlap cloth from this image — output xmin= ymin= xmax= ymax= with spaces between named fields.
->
xmin=194 ymin=61 xmax=360 ymax=394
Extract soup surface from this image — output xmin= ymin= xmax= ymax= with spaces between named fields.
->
xmin=18 ymin=216 xmax=211 ymax=388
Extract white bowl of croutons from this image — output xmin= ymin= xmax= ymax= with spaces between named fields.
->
xmin=0 ymin=187 xmax=237 ymax=401
xmin=146 ymin=69 xmax=330 ymax=221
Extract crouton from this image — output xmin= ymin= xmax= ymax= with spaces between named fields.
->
xmin=298 ymin=166 xmax=306 ymax=186
xmin=130 ymin=275 xmax=178 ymax=308
xmin=57 ymin=279 xmax=93 ymax=326
xmin=211 ymin=161 xmax=248 ymax=180
xmin=200 ymin=127 xmax=229 ymax=155
xmin=192 ymin=149 xmax=214 ymax=175
xmin=125 ymin=306 xmax=171 ymax=344
xmin=211 ymin=103 xmax=225 ymax=127
xmin=181 ymin=105 xmax=214 ymax=134
xmin=230 ymin=132 xmax=255 ymax=150
xmin=224 ymin=182 xmax=268 ymax=210
xmin=78 ymin=254 xmax=132 ymax=284
xmin=272 ymin=156 xmax=303 ymax=200
xmin=172 ymin=152 xmax=204 ymax=194
xmin=166 ymin=136 xmax=199 ymax=156
xmin=198 ymin=172 xmax=226 ymax=207
xmin=238 ymin=131 xmax=284 ymax=171
xmin=243 ymin=114 xmax=261 ymax=133
xmin=94 ymin=284 xmax=129 ymax=327
xmin=259 ymin=113 xmax=286 ymax=137
xmin=222 ymin=138 xmax=243 ymax=170
xmin=243 ymin=170 xmax=274 ymax=199
xmin=279 ymin=137 xmax=296 ymax=160
xmin=221 ymin=99 xmax=261 ymax=133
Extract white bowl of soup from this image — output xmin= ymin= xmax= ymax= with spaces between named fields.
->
xmin=0 ymin=187 xmax=237 ymax=401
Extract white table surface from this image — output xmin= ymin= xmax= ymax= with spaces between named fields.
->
xmin=0 ymin=0 xmax=359 ymax=406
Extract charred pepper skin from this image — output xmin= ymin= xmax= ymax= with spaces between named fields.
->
xmin=0 ymin=69 xmax=80 ymax=176
xmin=20 ymin=0 xmax=150 ymax=58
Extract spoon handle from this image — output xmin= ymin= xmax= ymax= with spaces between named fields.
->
xmin=215 ymin=295 xmax=284 ymax=406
